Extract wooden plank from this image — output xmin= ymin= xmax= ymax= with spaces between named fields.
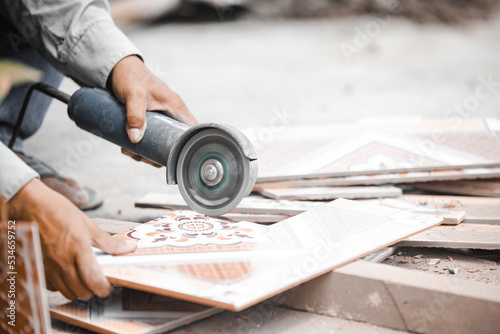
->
xmin=279 ymin=260 xmax=500 ymax=334
xmin=395 ymin=224 xmax=500 ymax=249
xmin=94 ymin=199 xmax=442 ymax=311
xmin=256 ymin=185 xmax=402 ymax=200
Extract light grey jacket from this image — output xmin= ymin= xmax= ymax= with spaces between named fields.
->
xmin=0 ymin=0 xmax=141 ymax=201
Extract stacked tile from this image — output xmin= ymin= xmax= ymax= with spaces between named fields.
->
xmin=136 ymin=118 xmax=500 ymax=226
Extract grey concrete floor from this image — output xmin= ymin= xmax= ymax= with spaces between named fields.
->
xmin=25 ymin=15 xmax=500 ymax=222
xmin=32 ymin=15 xmax=500 ymax=333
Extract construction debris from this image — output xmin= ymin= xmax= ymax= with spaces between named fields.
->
xmin=428 ymin=258 xmax=440 ymax=265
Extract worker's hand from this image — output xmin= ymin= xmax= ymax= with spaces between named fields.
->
xmin=121 ymin=148 xmax=162 ymax=168
xmin=7 ymin=178 xmax=137 ymax=301
xmin=110 ymin=55 xmax=198 ymax=144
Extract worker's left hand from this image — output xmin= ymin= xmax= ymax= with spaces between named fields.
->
xmin=110 ymin=55 xmax=198 ymax=145
xmin=6 ymin=178 xmax=137 ymax=301
xmin=120 ymin=148 xmax=162 ymax=168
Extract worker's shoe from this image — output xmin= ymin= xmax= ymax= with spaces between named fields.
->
xmin=19 ymin=155 xmax=103 ymax=211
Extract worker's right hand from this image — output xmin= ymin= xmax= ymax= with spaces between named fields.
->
xmin=7 ymin=178 xmax=137 ymax=300
xmin=110 ymin=55 xmax=198 ymax=144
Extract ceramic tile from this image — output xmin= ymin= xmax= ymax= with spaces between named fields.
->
xmin=135 ymin=193 xmax=323 ymax=216
xmin=257 ymin=185 xmax=402 ymax=200
xmin=50 ymin=287 xmax=220 ymax=334
xmin=255 ymin=166 xmax=500 ymax=187
xmin=0 ymin=222 xmax=51 ymax=333
xmin=395 ymin=194 xmax=500 ymax=224
xmin=396 ymin=224 xmax=500 ymax=250
xmin=357 ymin=198 xmax=466 ymax=225
xmin=247 ymin=118 xmax=500 ymax=183
xmin=96 ymin=199 xmax=442 ymax=311
xmin=109 ymin=211 xmax=300 ymax=260
xmin=219 ymin=213 xmax=290 ymax=224
xmin=412 ymin=179 xmax=500 ymax=197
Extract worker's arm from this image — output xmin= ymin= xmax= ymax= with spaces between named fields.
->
xmin=0 ymin=1 xmax=191 ymax=300
xmin=0 ymin=0 xmax=197 ymax=143
xmin=1 ymin=143 xmax=137 ymax=300
xmin=0 ymin=0 xmax=138 ymax=89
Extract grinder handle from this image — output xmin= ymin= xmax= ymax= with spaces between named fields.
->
xmin=67 ymin=87 xmax=189 ymax=166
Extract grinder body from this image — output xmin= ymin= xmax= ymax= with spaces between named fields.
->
xmin=67 ymin=88 xmax=258 ymax=216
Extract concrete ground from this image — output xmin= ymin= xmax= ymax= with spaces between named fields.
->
xmin=28 ymin=13 xmax=500 ymax=333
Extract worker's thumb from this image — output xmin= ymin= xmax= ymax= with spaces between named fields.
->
xmin=125 ymin=88 xmax=148 ymax=143
xmin=92 ymin=228 xmax=137 ymax=255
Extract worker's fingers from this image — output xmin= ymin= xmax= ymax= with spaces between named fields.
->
xmin=121 ymin=148 xmax=141 ymax=161
xmin=121 ymin=148 xmax=163 ymax=167
xmin=91 ymin=226 xmax=137 ymax=255
xmin=110 ymin=55 xmax=198 ymax=132
xmin=45 ymin=280 xmax=56 ymax=291
xmin=75 ymin=247 xmax=112 ymax=298
xmin=60 ymin=259 xmax=95 ymax=300
xmin=125 ymin=87 xmax=148 ymax=143
xmin=149 ymin=90 xmax=198 ymax=127
xmin=139 ymin=157 xmax=162 ymax=168
xmin=46 ymin=274 xmax=78 ymax=301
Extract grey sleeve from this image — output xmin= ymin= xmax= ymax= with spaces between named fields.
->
xmin=0 ymin=143 xmax=39 ymax=202
xmin=0 ymin=0 xmax=142 ymax=89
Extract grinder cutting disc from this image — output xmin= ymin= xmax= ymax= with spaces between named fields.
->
xmin=177 ymin=129 xmax=256 ymax=216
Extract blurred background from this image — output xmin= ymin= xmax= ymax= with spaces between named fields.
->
xmin=24 ymin=0 xmax=500 ymax=221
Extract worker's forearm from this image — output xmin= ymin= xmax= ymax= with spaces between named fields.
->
xmin=0 ymin=0 xmax=142 ymax=89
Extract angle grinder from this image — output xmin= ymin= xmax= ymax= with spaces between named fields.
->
xmin=10 ymin=83 xmax=258 ymax=216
